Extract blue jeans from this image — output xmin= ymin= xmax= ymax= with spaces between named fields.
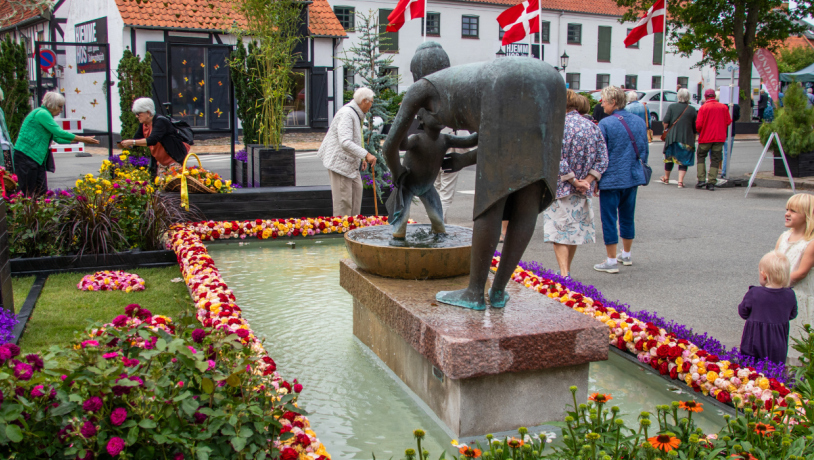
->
xmin=599 ymin=187 xmax=638 ymax=245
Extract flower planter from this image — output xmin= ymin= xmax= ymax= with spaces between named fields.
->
xmin=774 ymin=150 xmax=814 ymax=177
xmin=250 ymin=145 xmax=296 ymax=187
xmin=234 ymin=160 xmax=249 ymax=188
xmin=10 ymin=249 xmax=177 ymax=277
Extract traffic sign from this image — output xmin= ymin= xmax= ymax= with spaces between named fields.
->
xmin=39 ymin=49 xmax=56 ymax=70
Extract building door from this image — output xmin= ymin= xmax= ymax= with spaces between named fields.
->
xmin=310 ymin=67 xmax=329 ymax=129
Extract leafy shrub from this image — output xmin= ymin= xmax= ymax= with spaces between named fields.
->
xmin=7 ymin=190 xmax=72 ymax=258
xmin=759 ymin=82 xmax=814 ymax=156
xmin=0 ymin=304 xmax=317 ymax=459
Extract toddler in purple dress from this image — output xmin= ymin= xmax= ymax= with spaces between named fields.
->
xmin=739 ymin=251 xmax=798 ymax=364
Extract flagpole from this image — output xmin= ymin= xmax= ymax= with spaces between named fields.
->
xmin=423 ymin=0 xmax=427 ymax=42
xmin=538 ymin=0 xmax=543 ymax=63
xmin=528 ymin=24 xmax=533 ymax=58
xmin=659 ymin=0 xmax=667 ymax=120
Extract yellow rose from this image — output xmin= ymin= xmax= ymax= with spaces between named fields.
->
xmin=675 ymin=357 xmax=683 ymax=367
xmin=225 ymin=180 xmax=231 ymax=187
xmin=623 ymin=329 xmax=633 ymax=342
xmin=214 ymin=180 xmax=222 ymax=189
xmin=606 ymin=320 xmax=617 ymax=329
xmin=758 ymin=377 xmax=770 ymax=390
xmin=705 ymin=371 xmax=718 ymax=382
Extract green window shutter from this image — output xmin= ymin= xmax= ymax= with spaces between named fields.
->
xmin=653 ymin=32 xmax=663 ymax=65
xmin=380 ymin=9 xmax=398 ymax=52
xmin=597 ymin=26 xmax=611 ymax=62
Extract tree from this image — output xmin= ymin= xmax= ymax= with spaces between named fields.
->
xmin=337 ymin=10 xmax=400 ymax=196
xmin=759 ymin=81 xmax=814 ymax=156
xmin=776 ymin=45 xmax=814 ymax=73
xmin=116 ymin=49 xmax=153 ymax=156
xmin=0 ymin=36 xmax=31 ymax=142
xmin=615 ymin=0 xmax=814 ymax=121
xmin=232 ymin=0 xmax=302 ymax=149
xmin=230 ymin=40 xmax=263 ymax=146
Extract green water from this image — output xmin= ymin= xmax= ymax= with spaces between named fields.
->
xmin=207 ymin=239 xmax=725 ymax=459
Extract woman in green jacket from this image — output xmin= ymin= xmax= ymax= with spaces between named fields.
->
xmin=14 ymin=91 xmax=99 ymax=195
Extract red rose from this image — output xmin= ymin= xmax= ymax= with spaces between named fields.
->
xmin=281 ymin=448 xmax=298 ymax=460
xmin=765 ymin=399 xmax=773 ymax=411
xmin=706 ymin=363 xmax=720 ymax=373
xmin=631 ymin=325 xmax=642 ymax=333
xmin=749 ymin=372 xmax=760 ymax=381
xmin=696 ymin=350 xmax=708 ymax=358
xmin=634 ymin=340 xmax=644 ymax=351
xmin=650 ymin=359 xmax=659 ymax=370
xmin=779 ymin=386 xmax=791 ymax=397
xmin=211 ymin=230 xmax=220 ymax=238
xmin=691 ymin=383 xmax=701 ymax=392
xmin=769 ymin=379 xmax=781 ymax=391
xmin=677 ymin=339 xmax=689 ymax=346
xmin=348 ymin=216 xmax=354 ymax=223
xmin=656 ymin=345 xmax=670 ymax=359
xmin=296 ymin=433 xmax=311 ymax=446
xmin=707 ymin=354 xmax=719 ymax=363
xmin=659 ymin=361 xmax=669 ymax=375
xmin=283 ymin=411 xmax=297 ymax=421
xmin=716 ymin=390 xmax=731 ymax=404
xmin=682 ymin=362 xmax=691 ymax=372
xmin=645 ymin=340 xmax=658 ymax=351
xmin=667 ymin=346 xmax=682 ymax=359
xmin=616 ymin=338 xmax=625 ymax=349
xmin=207 ymin=222 xmax=215 ymax=228
xmin=594 ymin=301 xmax=604 ymax=308
xmin=565 ymin=301 xmax=575 ymax=307
xmin=235 ymin=329 xmax=249 ymax=338
xmin=610 ymin=312 xmax=621 ymax=319
xmin=669 ymin=366 xmax=678 ymax=379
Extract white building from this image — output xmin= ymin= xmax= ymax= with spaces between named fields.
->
xmin=330 ymin=0 xmax=711 ymax=119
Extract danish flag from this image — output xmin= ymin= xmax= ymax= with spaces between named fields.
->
xmin=623 ymin=0 xmax=665 ymax=47
xmin=497 ymin=0 xmax=540 ymax=46
xmin=386 ymin=0 xmax=425 ymax=32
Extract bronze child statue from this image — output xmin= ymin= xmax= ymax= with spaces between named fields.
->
xmin=388 ymin=109 xmax=478 ymax=239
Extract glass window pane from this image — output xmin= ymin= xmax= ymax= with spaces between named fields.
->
xmin=334 ymin=7 xmax=355 ymax=31
xmin=541 ymin=21 xmax=550 ymax=42
xmin=463 ymin=16 xmax=479 ymax=37
xmin=625 ymin=75 xmax=637 ymax=90
xmin=596 ymin=74 xmax=609 ymax=89
xmin=626 ymin=28 xmax=639 ymax=48
xmin=171 ymin=46 xmax=207 ymax=127
xmin=653 ymin=32 xmax=663 ymax=65
xmin=567 ymin=24 xmax=581 ymax=44
xmin=651 ymin=76 xmax=661 ymax=89
xmin=284 ymin=70 xmax=307 ymax=127
xmin=664 ymin=91 xmax=677 ymax=102
xmin=566 ymin=73 xmax=580 ymax=90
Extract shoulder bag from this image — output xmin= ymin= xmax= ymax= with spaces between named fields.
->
xmin=613 ymin=115 xmax=651 ymax=186
xmin=660 ymin=104 xmax=689 ymax=142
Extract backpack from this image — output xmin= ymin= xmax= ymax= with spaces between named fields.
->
xmin=158 ymin=115 xmax=194 ymax=146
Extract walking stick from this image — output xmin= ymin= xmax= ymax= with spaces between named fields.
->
xmin=371 ymin=163 xmax=378 ymax=217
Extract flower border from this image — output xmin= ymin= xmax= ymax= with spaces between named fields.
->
xmin=492 ymin=254 xmax=798 ymax=410
xmin=168 ymin=215 xmax=392 ymax=458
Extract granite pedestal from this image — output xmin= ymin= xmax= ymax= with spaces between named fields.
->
xmin=340 ymin=259 xmax=609 ymax=437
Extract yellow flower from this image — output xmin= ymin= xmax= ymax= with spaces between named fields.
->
xmin=706 ymin=371 xmax=718 ymax=382
xmin=225 ymin=180 xmax=231 ymax=187
xmin=76 ymin=179 xmax=83 ymax=187
xmin=623 ymin=329 xmax=633 ymax=342
xmin=675 ymin=357 xmax=683 ymax=367
xmin=757 ymin=377 xmax=770 ymax=390
xmin=214 ymin=180 xmax=222 ymax=189
xmin=119 ymin=154 xmax=127 ymax=161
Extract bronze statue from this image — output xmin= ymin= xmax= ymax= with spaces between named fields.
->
xmin=382 ymin=42 xmax=565 ymax=310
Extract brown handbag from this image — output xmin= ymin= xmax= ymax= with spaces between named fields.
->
xmin=660 ymin=105 xmax=689 ymax=142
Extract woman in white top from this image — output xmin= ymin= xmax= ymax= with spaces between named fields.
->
xmin=775 ymin=193 xmax=814 ymax=363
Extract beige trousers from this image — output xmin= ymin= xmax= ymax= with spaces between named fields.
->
xmin=329 ymin=170 xmax=363 ymax=217
xmin=434 ymin=170 xmax=460 ymax=223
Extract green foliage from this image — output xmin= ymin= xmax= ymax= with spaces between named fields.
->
xmin=759 ymin=82 xmax=814 ymax=156
xmin=338 ymin=10 xmax=400 ymax=197
xmin=116 ymin=49 xmax=153 ymax=158
xmin=0 ymin=35 xmax=31 ymax=142
xmin=7 ymin=193 xmax=65 ymax=258
xmin=231 ymin=0 xmax=303 ymax=149
xmin=381 ymin=89 xmax=406 ymax=120
xmin=230 ymin=41 xmax=263 ymax=146
xmin=777 ymin=46 xmax=814 ymax=74
xmin=614 ymin=0 xmax=814 ymax=121
xmin=343 ymin=90 xmax=354 ymax=105
xmin=0 ymin=305 xmax=300 ymax=459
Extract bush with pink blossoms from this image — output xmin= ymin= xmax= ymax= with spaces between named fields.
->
xmin=0 ymin=305 xmax=327 ymax=460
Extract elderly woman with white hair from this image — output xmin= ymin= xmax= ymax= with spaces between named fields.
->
xmin=594 ymin=85 xmax=649 ymax=274
xmin=317 ymin=87 xmax=378 ymax=216
xmin=120 ymin=97 xmax=190 ymax=174
xmin=14 ymin=91 xmax=99 ymax=195
xmin=658 ymin=87 xmax=697 ymax=189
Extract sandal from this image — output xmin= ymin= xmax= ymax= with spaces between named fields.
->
xmin=677 ymin=181 xmax=685 ymax=188
xmin=659 ymin=176 xmax=670 ymax=185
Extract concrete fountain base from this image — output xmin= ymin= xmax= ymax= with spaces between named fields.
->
xmin=339 ymin=259 xmax=609 ymax=437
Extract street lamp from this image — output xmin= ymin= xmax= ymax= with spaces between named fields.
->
xmin=495 ymin=47 xmax=506 ymax=58
xmin=554 ymin=52 xmax=569 ymax=73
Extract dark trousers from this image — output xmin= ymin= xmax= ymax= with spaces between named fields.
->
xmin=599 ymin=187 xmax=638 ymax=245
xmin=697 ymin=142 xmax=724 ymax=184
xmin=13 ymin=150 xmax=47 ymax=196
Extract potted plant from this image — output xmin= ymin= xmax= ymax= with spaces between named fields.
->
xmin=230 ymin=0 xmax=302 ymax=187
xmin=758 ymin=81 xmax=814 ymax=177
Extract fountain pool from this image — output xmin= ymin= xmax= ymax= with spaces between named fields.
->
xmin=206 ymin=239 xmax=726 ymax=459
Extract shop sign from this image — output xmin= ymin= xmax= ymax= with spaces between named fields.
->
xmin=75 ymin=18 xmax=108 ymax=73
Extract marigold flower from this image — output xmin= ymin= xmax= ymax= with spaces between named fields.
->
xmin=648 ymin=434 xmax=681 ymax=452
xmin=679 ymin=400 xmax=703 ymax=412
xmin=588 ymin=393 xmax=613 ymax=404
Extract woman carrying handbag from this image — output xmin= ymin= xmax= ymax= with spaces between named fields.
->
xmin=659 ymin=88 xmax=697 ymax=188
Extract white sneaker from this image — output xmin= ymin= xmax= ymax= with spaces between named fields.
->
xmin=593 ymin=261 xmax=619 ymax=274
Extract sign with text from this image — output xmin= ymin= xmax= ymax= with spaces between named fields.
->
xmin=501 ymin=43 xmax=542 ymax=59
xmin=754 ymin=48 xmax=780 ymax=103
xmin=75 ymin=18 xmax=108 ymax=73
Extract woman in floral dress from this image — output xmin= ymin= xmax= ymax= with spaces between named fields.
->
xmin=543 ymin=90 xmax=609 ymax=278
xmin=775 ymin=193 xmax=814 ymax=364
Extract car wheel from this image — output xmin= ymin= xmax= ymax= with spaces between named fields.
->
xmin=650 ymin=112 xmax=658 ymax=123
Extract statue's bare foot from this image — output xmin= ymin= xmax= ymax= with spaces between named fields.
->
xmin=392 ymin=233 xmax=406 ymax=240
xmin=488 ymin=288 xmax=510 ymax=308
xmin=436 ymin=288 xmax=486 ymax=311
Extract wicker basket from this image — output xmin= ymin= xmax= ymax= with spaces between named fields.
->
xmin=162 ymin=153 xmax=215 ymax=195
xmin=1 ymin=173 xmax=16 ymax=194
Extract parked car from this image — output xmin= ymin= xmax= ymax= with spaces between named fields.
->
xmin=636 ymin=90 xmax=701 ymax=123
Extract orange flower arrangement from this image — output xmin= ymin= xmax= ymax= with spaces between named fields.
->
xmin=754 ymin=422 xmax=775 ymax=436
xmin=588 ymin=393 xmax=613 ymax=404
xmin=506 ymin=437 xmax=524 ymax=448
xmin=647 ymin=434 xmax=681 ymax=452
xmin=679 ymin=400 xmax=704 ymax=412
xmin=459 ymin=446 xmax=482 ymax=458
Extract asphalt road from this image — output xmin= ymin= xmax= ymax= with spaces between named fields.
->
xmin=48 ymin=141 xmax=792 ymax=349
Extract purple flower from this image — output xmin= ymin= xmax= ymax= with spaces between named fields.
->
xmin=82 ymin=396 xmax=103 ymax=413
xmin=106 ymin=436 xmax=125 ymax=456
xmin=207 ymin=359 xmax=216 ymax=371
xmin=24 ymin=353 xmax=43 ymax=371
xmin=191 ymin=328 xmax=206 ymax=343
xmin=111 ymin=315 xmax=129 ymax=327
xmin=110 ymin=407 xmax=127 ymax=426
xmin=29 ymin=385 xmax=44 ymax=398
xmin=13 ymin=362 xmax=33 ymax=380
xmin=193 ymin=412 xmax=208 ymax=424
xmin=102 ymin=352 xmax=119 ymax=359
xmin=0 ymin=347 xmax=11 ymax=362
xmin=235 ymin=149 xmax=248 ymax=163
xmin=80 ymin=420 xmax=97 ymax=438
xmin=4 ymin=344 xmax=20 ymax=358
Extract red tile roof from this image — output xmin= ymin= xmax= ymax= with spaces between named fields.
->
xmin=0 ymin=2 xmax=49 ymax=30
xmin=115 ymin=0 xmax=345 ymax=37
xmin=463 ymin=0 xmax=627 ymax=17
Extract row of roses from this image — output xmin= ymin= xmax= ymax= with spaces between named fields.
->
xmin=181 ymin=215 xmax=390 ymax=241
xmin=492 ymin=255 xmax=798 ymax=411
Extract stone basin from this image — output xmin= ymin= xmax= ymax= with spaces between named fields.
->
xmin=343 ymin=224 xmax=472 ymax=279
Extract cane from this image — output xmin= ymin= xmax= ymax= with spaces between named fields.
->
xmin=371 ymin=163 xmax=378 ymax=217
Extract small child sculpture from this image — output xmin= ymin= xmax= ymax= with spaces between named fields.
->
xmin=387 ymin=109 xmax=478 ymax=239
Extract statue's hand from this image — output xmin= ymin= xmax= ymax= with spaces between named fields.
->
xmin=442 ymin=153 xmax=466 ymax=173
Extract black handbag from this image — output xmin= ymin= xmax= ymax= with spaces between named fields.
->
xmin=613 ymin=115 xmax=652 ymax=186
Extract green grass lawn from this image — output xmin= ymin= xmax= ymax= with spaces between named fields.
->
xmin=18 ymin=266 xmax=193 ymax=354
xmin=12 ymin=276 xmax=35 ymax=312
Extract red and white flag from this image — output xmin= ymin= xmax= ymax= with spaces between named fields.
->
xmin=623 ymin=0 xmax=665 ymax=47
xmin=386 ymin=0 xmax=425 ymax=33
xmin=497 ymin=0 xmax=540 ymax=46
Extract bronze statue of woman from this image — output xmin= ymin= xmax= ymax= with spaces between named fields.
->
xmin=382 ymin=42 xmax=566 ymax=310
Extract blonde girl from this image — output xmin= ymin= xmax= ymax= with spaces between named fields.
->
xmin=775 ymin=193 xmax=814 ymax=363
